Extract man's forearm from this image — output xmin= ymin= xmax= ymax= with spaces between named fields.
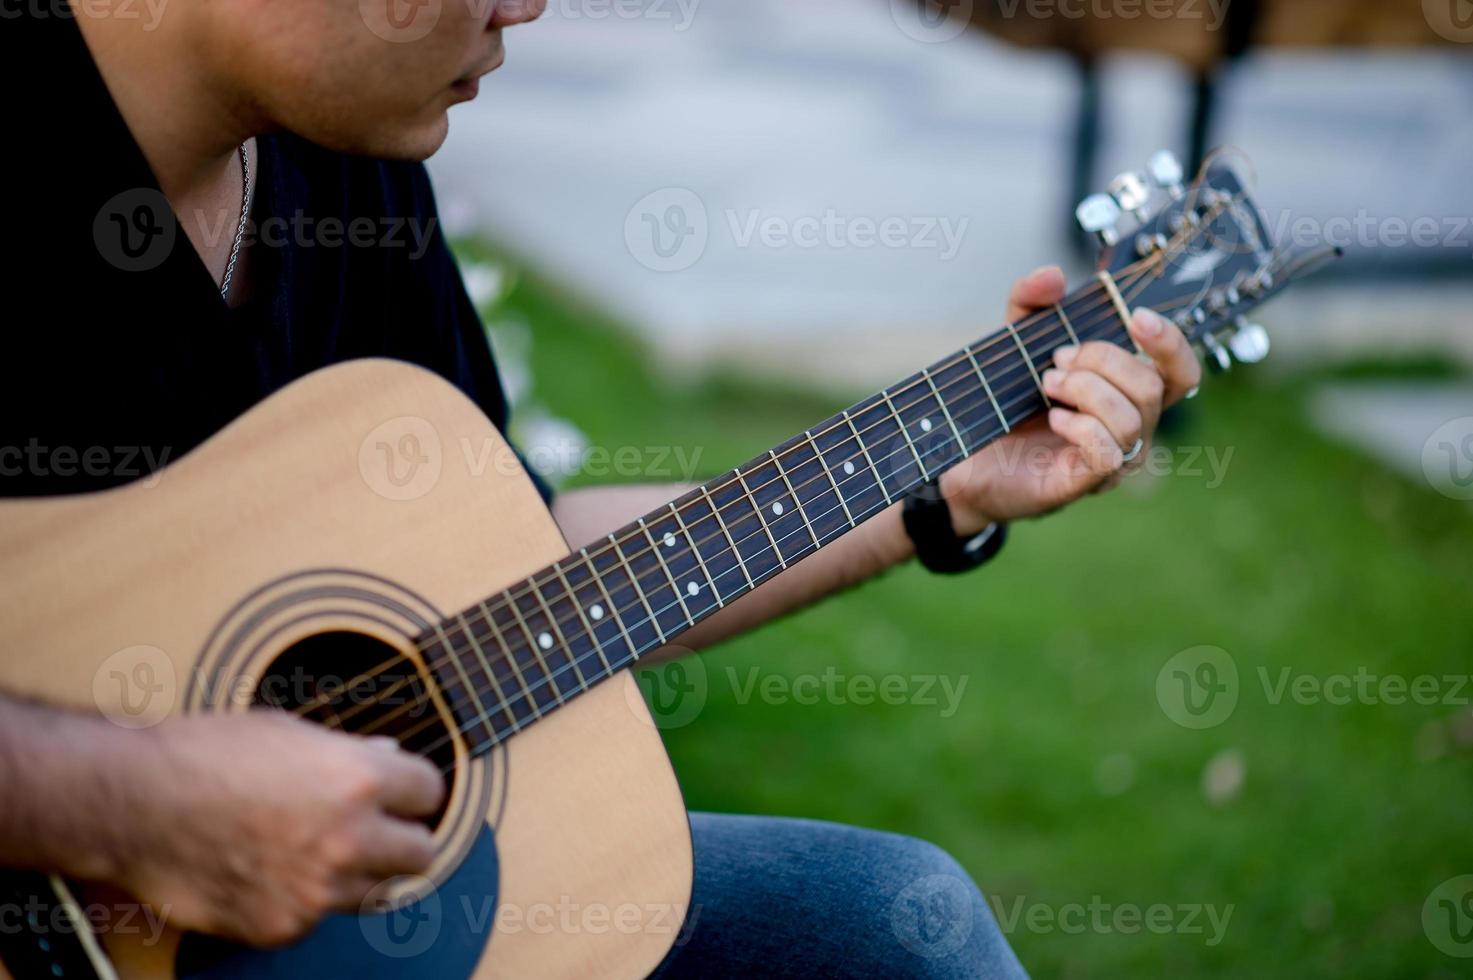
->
xmin=0 ymin=695 xmax=130 ymax=881
xmin=551 ymin=485 xmax=917 ymax=655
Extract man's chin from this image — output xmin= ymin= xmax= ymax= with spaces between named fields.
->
xmin=353 ymin=113 xmax=451 ymax=163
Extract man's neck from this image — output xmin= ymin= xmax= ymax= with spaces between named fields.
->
xmin=70 ymin=2 xmax=262 ymax=292
xmin=71 ymin=4 xmax=255 ymax=198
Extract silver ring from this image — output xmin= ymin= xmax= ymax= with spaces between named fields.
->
xmin=1122 ymin=438 xmax=1144 ymax=463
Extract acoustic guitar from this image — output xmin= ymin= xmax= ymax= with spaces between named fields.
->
xmin=0 ymin=153 xmax=1335 ymax=979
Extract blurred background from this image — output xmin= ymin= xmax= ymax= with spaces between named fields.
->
xmin=434 ymin=1 xmax=1472 ymax=975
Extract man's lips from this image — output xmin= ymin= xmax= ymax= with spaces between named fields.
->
xmin=451 ymin=39 xmax=505 ymax=98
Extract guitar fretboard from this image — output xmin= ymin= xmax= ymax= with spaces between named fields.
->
xmin=420 ymin=276 xmax=1135 ymax=755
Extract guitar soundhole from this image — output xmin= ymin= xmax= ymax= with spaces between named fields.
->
xmin=255 ymin=631 xmax=456 ymax=827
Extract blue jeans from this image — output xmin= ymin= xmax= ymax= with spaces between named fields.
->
xmin=649 ymin=813 xmax=1028 ymax=978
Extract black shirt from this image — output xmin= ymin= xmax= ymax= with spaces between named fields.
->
xmin=1 ymin=9 xmax=536 ymax=499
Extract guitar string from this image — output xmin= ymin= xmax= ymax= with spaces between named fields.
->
xmin=331 ymin=233 xmax=1261 ymax=751
xmin=353 ymin=271 xmax=1165 ymax=750
xmin=278 ymin=184 xmax=1251 ymax=724
xmin=286 ymin=268 xmax=1144 ymax=726
xmin=354 ymin=181 xmax=1252 ymax=699
xmin=395 ymin=253 xmax=1282 ymax=760
xmin=293 ymin=194 xmax=1259 ymax=744
xmin=304 ymin=271 xmax=1144 ymax=734
xmin=306 ymin=259 xmax=1172 ymax=745
xmin=282 ymin=275 xmax=1133 ymax=727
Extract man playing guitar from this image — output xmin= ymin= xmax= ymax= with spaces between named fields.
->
xmin=0 ymin=1 xmax=1201 ymax=975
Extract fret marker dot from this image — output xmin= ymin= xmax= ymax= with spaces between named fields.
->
xmin=843 ymin=461 xmax=856 ymax=476
xmin=920 ymin=418 xmax=933 ymax=433
xmin=590 ymin=603 xmax=604 ymax=620
xmin=537 ymin=632 xmax=553 ymax=650
xmin=687 ymin=581 xmax=700 ymax=597
xmin=772 ymin=501 xmax=784 ymax=516
xmin=663 ymin=532 xmax=676 ymax=548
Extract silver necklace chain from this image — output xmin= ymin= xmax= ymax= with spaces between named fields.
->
xmin=219 ymin=141 xmax=251 ymax=300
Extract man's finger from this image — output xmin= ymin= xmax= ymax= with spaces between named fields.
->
xmin=1005 ymin=266 xmax=1067 ymax=323
xmin=1048 ymin=407 xmax=1124 ymax=477
xmin=1127 ymin=308 xmax=1202 ymax=406
xmin=1055 ymin=342 xmax=1164 ymax=434
xmin=365 ymin=743 xmax=446 ymax=818
xmin=333 ymin=873 xmax=383 ymax=913
xmin=1042 ymin=368 xmax=1142 ymax=451
xmin=356 ymin=818 xmax=438 ymax=878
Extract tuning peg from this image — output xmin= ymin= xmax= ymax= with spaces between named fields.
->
xmin=1076 ymin=193 xmax=1122 ymax=247
xmin=1108 ymin=171 xmax=1151 ymax=221
xmin=1228 ymin=319 xmax=1271 ymax=364
xmin=1202 ymin=333 xmax=1232 ymax=374
xmin=1147 ymin=150 xmax=1185 ymax=199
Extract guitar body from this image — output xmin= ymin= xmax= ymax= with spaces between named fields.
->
xmin=0 ymin=359 xmax=693 ymax=979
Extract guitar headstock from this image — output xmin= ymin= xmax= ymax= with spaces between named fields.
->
xmin=1076 ymin=150 xmax=1341 ymax=373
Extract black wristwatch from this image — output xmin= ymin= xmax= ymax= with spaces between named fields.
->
xmin=902 ymin=481 xmax=1008 ymax=575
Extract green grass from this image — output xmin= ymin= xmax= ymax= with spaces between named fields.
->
xmin=462 ymin=248 xmax=1473 ymax=978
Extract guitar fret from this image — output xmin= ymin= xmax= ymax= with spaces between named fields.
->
xmin=736 ymin=469 xmax=787 ymax=570
xmin=436 ymin=620 xmax=501 ymax=741
xmin=530 ymin=576 xmax=587 ymax=689
xmin=699 ymin=485 xmax=754 ymax=592
xmin=1056 ymin=303 xmax=1080 ymax=346
xmin=609 ymin=532 xmax=668 ymax=645
xmin=843 ymin=409 xmax=891 ymax=504
xmin=922 ymin=368 xmax=967 ymax=457
xmin=707 ymin=474 xmax=782 ymax=585
xmin=880 ymin=387 xmax=929 ymax=482
xmin=502 ymin=594 xmax=567 ymax=707
xmin=669 ymin=502 xmax=722 ymax=609
xmin=964 ymin=347 xmax=1010 ymax=434
xmin=770 ymin=450 xmax=820 ymax=549
xmin=511 ymin=587 xmax=586 ymax=703
xmin=474 ymin=603 xmax=547 ymax=723
xmin=812 ymin=418 xmax=888 ymax=527
xmin=639 ymin=517 xmax=694 ymax=625
xmin=808 ymin=430 xmax=854 ymax=527
xmin=774 ymin=437 xmax=845 ymax=546
xmin=553 ymin=560 xmax=614 ymax=675
xmin=540 ymin=568 xmax=614 ymax=687
xmin=1004 ymin=321 xmax=1050 ymax=407
xmin=1096 ymin=270 xmax=1142 ymax=353
xmin=929 ymin=354 xmax=988 ymax=457
xmin=580 ymin=546 xmax=641 ymax=663
xmin=450 ymin=614 xmax=519 ymax=736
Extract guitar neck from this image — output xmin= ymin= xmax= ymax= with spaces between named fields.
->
xmin=416 ymin=275 xmax=1137 ymax=756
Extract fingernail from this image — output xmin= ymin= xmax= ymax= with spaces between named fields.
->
xmin=1134 ymin=309 xmax=1166 ymax=338
xmin=1042 ymin=369 xmax=1064 ymax=392
xmin=1053 ymin=345 xmax=1078 ymax=367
